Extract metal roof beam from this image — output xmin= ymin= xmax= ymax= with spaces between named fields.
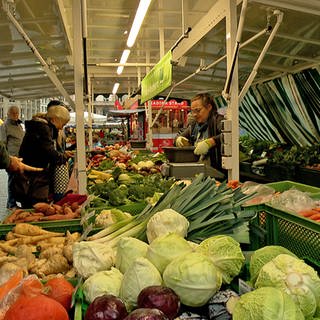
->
xmin=244 ymin=27 xmax=320 ymax=46
xmin=252 ymin=0 xmax=320 ymax=16
xmin=55 ymin=0 xmax=73 ymax=55
xmin=242 ymin=47 xmax=320 ymax=63
xmin=0 ymin=36 xmax=65 ymax=47
xmin=172 ymin=0 xmax=228 ymax=62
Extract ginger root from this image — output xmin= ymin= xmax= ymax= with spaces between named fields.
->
xmin=39 ymin=245 xmax=64 ymax=259
xmin=29 ymin=254 xmax=69 ymax=277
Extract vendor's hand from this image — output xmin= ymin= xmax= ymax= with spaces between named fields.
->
xmin=176 ymin=136 xmax=190 ymax=147
xmin=194 ymin=139 xmax=215 ymax=155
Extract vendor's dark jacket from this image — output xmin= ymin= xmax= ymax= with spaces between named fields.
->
xmin=14 ymin=116 xmax=68 ymax=206
xmin=175 ymin=111 xmax=224 ymax=170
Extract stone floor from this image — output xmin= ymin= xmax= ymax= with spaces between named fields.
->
xmin=0 ymin=170 xmax=8 ymax=221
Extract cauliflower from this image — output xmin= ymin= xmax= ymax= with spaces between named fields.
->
xmin=95 ymin=209 xmax=132 ymax=228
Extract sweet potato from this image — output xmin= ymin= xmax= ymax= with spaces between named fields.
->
xmin=3 ymin=209 xmax=25 ymax=224
xmin=33 ymin=202 xmax=51 ymax=213
xmin=52 ymin=204 xmax=63 ymax=214
xmin=63 ymin=206 xmax=73 ymax=216
xmin=70 ymin=202 xmax=80 ymax=211
xmin=45 ymin=206 xmax=56 ymax=216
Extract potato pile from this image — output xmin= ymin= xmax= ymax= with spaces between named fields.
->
xmin=3 ymin=202 xmax=82 ymax=224
xmin=0 ymin=223 xmax=80 ymax=283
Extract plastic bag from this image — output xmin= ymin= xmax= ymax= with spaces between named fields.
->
xmin=0 ymin=275 xmax=41 ymax=320
xmin=241 ymin=181 xmax=275 ymax=206
xmin=270 ymin=189 xmax=315 ymax=213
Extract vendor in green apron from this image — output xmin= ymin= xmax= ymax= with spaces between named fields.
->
xmin=175 ymin=93 xmax=225 ymax=178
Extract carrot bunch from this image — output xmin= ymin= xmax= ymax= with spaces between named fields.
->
xmin=298 ymin=207 xmax=320 ymax=222
xmin=227 ymin=180 xmax=240 ymax=189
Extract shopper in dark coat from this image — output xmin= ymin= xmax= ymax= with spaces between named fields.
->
xmin=14 ymin=105 xmax=73 ymax=208
xmin=175 ymin=93 xmax=225 ymax=174
xmin=0 ymin=106 xmax=25 ymax=208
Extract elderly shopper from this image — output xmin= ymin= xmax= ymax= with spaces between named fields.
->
xmin=13 ymin=105 xmax=73 ymax=208
xmin=0 ymin=106 xmax=25 ymax=208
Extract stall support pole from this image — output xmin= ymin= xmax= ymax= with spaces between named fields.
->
xmin=73 ymin=0 xmax=87 ymax=194
xmin=225 ymin=0 xmax=239 ymax=181
xmin=87 ymin=77 xmax=93 ymax=150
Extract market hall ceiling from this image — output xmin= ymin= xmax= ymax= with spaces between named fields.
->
xmin=0 ymin=0 xmax=319 ymax=101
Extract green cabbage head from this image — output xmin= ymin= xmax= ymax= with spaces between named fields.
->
xmin=233 ymin=287 xmax=304 ymax=320
xmin=146 ymin=233 xmax=193 ymax=274
xmin=83 ymin=267 xmax=123 ymax=303
xmin=255 ymin=254 xmax=320 ymax=318
xmin=146 ymin=208 xmax=189 ymax=243
xmin=249 ymin=245 xmax=297 ymax=285
xmin=163 ymin=252 xmax=222 ymax=307
xmin=116 ymin=237 xmax=149 ymax=274
xmin=196 ymin=235 xmax=245 ymax=284
xmin=120 ymin=257 xmax=162 ymax=310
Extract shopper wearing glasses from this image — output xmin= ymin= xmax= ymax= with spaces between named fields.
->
xmin=175 ymin=93 xmax=225 ymax=177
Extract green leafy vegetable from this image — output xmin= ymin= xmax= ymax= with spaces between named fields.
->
xmin=233 ymin=287 xmax=304 ymax=320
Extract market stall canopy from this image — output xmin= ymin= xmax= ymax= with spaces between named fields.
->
xmin=0 ymin=0 xmax=319 ymax=100
xmin=69 ymin=111 xmax=107 ymax=124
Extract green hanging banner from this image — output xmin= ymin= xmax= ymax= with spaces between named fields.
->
xmin=141 ymin=51 xmax=172 ymax=103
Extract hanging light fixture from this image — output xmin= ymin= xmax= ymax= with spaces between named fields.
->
xmin=127 ymin=0 xmax=152 ymax=48
xmin=112 ymin=82 xmax=120 ymax=95
xmin=117 ymin=49 xmax=131 ymax=75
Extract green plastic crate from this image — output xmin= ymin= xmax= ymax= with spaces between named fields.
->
xmin=249 ymin=207 xmax=320 ymax=270
xmin=266 ymin=180 xmax=320 ymax=195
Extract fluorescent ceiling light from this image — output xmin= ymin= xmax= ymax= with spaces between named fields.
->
xmin=117 ymin=66 xmax=124 ymax=75
xmin=117 ymin=49 xmax=131 ymax=74
xmin=112 ymin=82 xmax=120 ymax=95
xmin=127 ymin=0 xmax=151 ymax=48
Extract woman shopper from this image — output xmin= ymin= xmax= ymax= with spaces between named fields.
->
xmin=47 ymin=100 xmax=71 ymax=201
xmin=13 ymin=105 xmax=73 ymax=208
xmin=175 ymin=93 xmax=225 ymax=178
xmin=0 ymin=106 xmax=25 ymax=208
